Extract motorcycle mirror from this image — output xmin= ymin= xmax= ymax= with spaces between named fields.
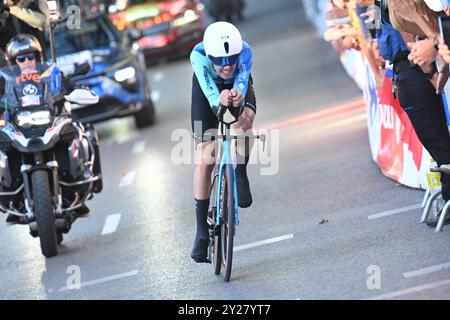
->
xmin=65 ymin=88 xmax=99 ymax=106
xmin=69 ymin=62 xmax=91 ymax=78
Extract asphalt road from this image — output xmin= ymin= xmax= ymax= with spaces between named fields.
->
xmin=1 ymin=0 xmax=450 ymax=300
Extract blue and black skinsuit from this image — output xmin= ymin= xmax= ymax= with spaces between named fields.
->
xmin=377 ymin=0 xmax=450 ymax=203
xmin=190 ymin=41 xmax=256 ymax=143
xmin=189 ymin=40 xmax=256 ymax=262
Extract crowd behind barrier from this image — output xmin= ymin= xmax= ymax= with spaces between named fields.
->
xmin=302 ymin=0 xmax=450 ymax=190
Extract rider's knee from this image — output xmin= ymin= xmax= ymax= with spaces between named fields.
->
xmin=195 ymin=141 xmax=216 ymax=168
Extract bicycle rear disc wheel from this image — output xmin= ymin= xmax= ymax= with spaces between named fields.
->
xmin=220 ymin=164 xmax=235 ymax=282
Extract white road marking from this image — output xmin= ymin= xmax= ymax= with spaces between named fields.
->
xmin=403 ymin=262 xmax=450 ymax=279
xmin=59 ymin=270 xmax=139 ymax=292
xmin=368 ymin=279 xmax=450 ymax=300
xmin=151 ymin=90 xmax=160 ymax=103
xmin=367 ymin=203 xmax=422 ymax=220
xmin=152 ymin=72 xmax=164 ymax=82
xmin=234 ymin=234 xmax=294 ymax=252
xmin=119 ymin=170 xmax=136 ymax=188
xmin=101 ymin=214 xmax=122 ymax=235
xmin=132 ymin=141 xmax=146 ymax=154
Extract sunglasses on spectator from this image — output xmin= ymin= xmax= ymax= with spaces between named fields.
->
xmin=208 ymin=54 xmax=239 ymax=67
xmin=16 ymin=53 xmax=36 ymax=63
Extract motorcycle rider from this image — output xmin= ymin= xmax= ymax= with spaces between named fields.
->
xmin=0 ymin=34 xmax=92 ymax=222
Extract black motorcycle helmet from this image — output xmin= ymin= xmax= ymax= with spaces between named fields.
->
xmin=5 ymin=34 xmax=43 ymax=64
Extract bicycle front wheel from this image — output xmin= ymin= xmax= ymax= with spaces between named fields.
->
xmin=220 ymin=164 xmax=236 ymax=282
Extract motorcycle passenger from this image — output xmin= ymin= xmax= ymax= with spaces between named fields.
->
xmin=0 ymin=0 xmax=49 ymax=57
xmin=190 ymin=21 xmax=256 ymax=263
xmin=0 ymin=0 xmax=48 ymax=100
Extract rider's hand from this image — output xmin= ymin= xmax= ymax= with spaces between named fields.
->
xmin=220 ymin=89 xmax=232 ymax=107
xmin=5 ymin=0 xmax=15 ymax=7
xmin=230 ymin=88 xmax=244 ymax=107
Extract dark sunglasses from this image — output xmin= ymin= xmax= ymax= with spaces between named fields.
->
xmin=208 ymin=54 xmax=239 ymax=67
xmin=16 ymin=53 xmax=36 ymax=63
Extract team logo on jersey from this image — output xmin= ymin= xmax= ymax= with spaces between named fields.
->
xmin=203 ymin=66 xmax=213 ymax=91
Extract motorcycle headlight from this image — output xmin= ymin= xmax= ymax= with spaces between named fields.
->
xmin=16 ymin=110 xmax=51 ymax=129
xmin=114 ymin=67 xmax=136 ymax=83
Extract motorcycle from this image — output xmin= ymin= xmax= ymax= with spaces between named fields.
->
xmin=0 ymin=60 xmax=103 ymax=258
xmin=0 ymin=18 xmax=103 ymax=258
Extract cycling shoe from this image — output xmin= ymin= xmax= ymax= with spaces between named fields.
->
xmin=191 ymin=238 xmax=210 ymax=263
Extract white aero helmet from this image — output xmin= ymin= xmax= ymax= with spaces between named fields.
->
xmin=203 ymin=21 xmax=243 ymax=67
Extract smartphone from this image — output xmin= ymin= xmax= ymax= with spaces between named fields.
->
xmin=439 ymin=15 xmax=450 ymax=47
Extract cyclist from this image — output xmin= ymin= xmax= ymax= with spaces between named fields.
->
xmin=190 ymin=21 xmax=257 ymax=263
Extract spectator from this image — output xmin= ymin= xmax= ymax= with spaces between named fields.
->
xmin=385 ymin=0 xmax=450 ymax=226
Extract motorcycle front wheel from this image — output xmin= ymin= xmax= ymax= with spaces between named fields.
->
xmin=32 ymin=170 xmax=58 ymax=258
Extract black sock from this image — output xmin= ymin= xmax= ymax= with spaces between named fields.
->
xmin=236 ymin=136 xmax=250 ymax=172
xmin=235 ymin=153 xmax=252 ymax=208
xmin=194 ymin=198 xmax=210 ymax=238
xmin=236 ymin=155 xmax=250 ymax=174
xmin=191 ymin=198 xmax=210 ymax=261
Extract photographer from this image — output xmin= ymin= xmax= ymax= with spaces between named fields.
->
xmin=0 ymin=0 xmax=49 ymax=63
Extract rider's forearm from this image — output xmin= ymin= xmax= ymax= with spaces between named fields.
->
xmin=190 ymin=51 xmax=221 ymax=108
xmin=9 ymin=5 xmax=46 ymax=31
xmin=233 ymin=45 xmax=253 ymax=97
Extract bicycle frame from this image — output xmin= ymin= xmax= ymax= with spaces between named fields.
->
xmin=206 ymin=105 xmax=266 ymax=280
xmin=209 ymin=106 xmax=266 ymax=227
xmin=215 ymin=132 xmax=239 ymax=227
